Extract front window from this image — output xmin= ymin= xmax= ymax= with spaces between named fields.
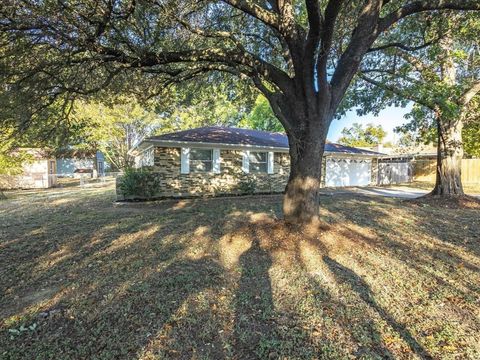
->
xmin=190 ymin=149 xmax=213 ymax=172
xmin=249 ymin=152 xmax=268 ymax=173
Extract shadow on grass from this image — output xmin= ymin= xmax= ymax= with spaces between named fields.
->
xmin=1 ymin=189 xmax=479 ymax=359
xmin=324 ymin=256 xmax=432 ymax=359
xmin=234 ymin=238 xmax=276 ymax=358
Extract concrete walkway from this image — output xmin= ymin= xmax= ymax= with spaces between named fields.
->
xmin=319 ymin=186 xmax=429 ymax=199
xmin=320 ymin=186 xmax=480 ymax=199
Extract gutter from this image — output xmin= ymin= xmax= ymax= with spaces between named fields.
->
xmin=131 ymin=139 xmax=384 ymax=157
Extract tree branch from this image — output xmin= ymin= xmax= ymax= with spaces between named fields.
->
xmin=330 ymin=0 xmax=383 ymax=108
xmin=303 ymin=0 xmax=322 ymax=98
xmin=367 ymin=36 xmax=441 ymax=53
xmin=378 ymin=1 xmax=480 ymax=33
xmin=359 ymin=72 xmax=434 ymax=109
xmin=316 ymin=0 xmax=345 ymax=92
xmin=458 ymin=80 xmax=480 ymax=106
xmin=221 ymin=0 xmax=280 ymax=30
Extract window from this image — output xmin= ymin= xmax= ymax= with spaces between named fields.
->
xmin=249 ymin=152 xmax=268 ymax=173
xmin=190 ymin=149 xmax=213 ymax=172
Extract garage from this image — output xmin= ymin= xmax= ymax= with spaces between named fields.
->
xmin=325 ymin=158 xmax=372 ymax=187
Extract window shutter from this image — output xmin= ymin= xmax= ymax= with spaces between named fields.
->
xmin=242 ymin=150 xmax=250 ymax=173
xmin=213 ymin=149 xmax=221 ymax=174
xmin=180 ymin=147 xmax=190 ymax=174
xmin=267 ymin=152 xmax=274 ymax=174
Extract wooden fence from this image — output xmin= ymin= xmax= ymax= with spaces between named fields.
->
xmin=413 ymin=159 xmax=480 ymax=184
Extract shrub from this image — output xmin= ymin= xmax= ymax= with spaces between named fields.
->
xmin=119 ymin=167 xmax=160 ymax=199
xmin=237 ymin=177 xmax=257 ymax=195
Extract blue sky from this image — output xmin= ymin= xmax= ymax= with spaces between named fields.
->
xmin=328 ymin=105 xmax=412 ymax=143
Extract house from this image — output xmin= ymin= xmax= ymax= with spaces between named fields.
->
xmin=56 ymin=150 xmax=107 ymax=178
xmin=0 ymin=149 xmax=57 ymax=189
xmin=359 ymin=144 xmax=438 ymax=185
xmin=121 ymin=126 xmax=382 ymax=199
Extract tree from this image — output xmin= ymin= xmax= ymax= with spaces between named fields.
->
xmin=338 ymin=123 xmax=387 ymax=147
xmin=0 ymin=138 xmax=34 ymax=199
xmin=463 ymin=97 xmax=480 ymax=158
xmin=2 ymin=1 xmax=480 ymax=222
xmin=239 ymin=95 xmax=283 ymax=132
xmin=464 ymin=123 xmax=480 ymax=158
xmin=354 ymin=12 xmax=480 ymax=196
xmin=72 ymin=98 xmax=162 ymax=170
xmin=156 ymin=81 xmax=254 ymax=133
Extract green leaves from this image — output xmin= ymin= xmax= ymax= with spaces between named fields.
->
xmin=239 ymin=95 xmax=283 ymax=132
xmin=338 ymin=123 xmax=387 ymax=147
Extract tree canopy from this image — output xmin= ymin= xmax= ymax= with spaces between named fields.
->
xmin=338 ymin=123 xmax=387 ymax=147
xmin=71 ymin=98 xmax=162 ymax=170
xmin=347 ymin=11 xmax=480 ymax=194
xmin=239 ymin=95 xmax=283 ymax=132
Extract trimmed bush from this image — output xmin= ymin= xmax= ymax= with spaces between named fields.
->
xmin=237 ymin=177 xmax=257 ymax=195
xmin=118 ymin=168 xmax=160 ymax=199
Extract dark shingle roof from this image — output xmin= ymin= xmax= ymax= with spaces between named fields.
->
xmin=147 ymin=126 xmax=383 ymax=155
xmin=324 ymin=142 xmax=382 ymax=155
xmin=149 ymin=126 xmax=289 ymax=148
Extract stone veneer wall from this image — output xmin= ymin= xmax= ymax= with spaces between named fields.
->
xmin=117 ymin=147 xmax=291 ymax=200
xmin=116 ymin=147 xmax=365 ymax=200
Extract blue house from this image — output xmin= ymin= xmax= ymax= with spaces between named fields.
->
xmin=56 ymin=150 xmax=107 ymax=177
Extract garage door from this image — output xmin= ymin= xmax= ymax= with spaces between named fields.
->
xmin=325 ymin=158 xmax=372 ymax=187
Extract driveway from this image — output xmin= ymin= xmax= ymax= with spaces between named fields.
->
xmin=320 ymin=186 xmax=480 ymax=199
xmin=320 ymin=186 xmax=429 ymax=199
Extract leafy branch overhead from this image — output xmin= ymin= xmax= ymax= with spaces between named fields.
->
xmin=338 ymin=123 xmax=387 ymax=147
xmin=2 ymin=0 xmax=480 ymax=132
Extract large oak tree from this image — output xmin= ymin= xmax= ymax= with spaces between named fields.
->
xmin=354 ymin=12 xmax=480 ymax=196
xmin=1 ymin=0 xmax=479 ymax=222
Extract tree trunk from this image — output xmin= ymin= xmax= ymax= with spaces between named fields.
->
xmin=283 ymin=122 xmax=328 ymax=224
xmin=0 ymin=190 xmax=6 ymax=200
xmin=431 ymin=117 xmax=464 ymax=196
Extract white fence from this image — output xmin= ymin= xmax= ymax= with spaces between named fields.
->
xmin=377 ymin=161 xmax=413 ymax=185
xmin=0 ymin=172 xmax=122 ymax=190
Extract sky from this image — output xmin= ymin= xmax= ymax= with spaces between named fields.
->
xmin=327 ymin=105 xmax=413 ymax=143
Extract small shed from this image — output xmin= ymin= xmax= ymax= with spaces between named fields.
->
xmin=0 ymin=149 xmax=57 ymax=189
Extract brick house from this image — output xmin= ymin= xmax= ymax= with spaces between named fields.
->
xmin=120 ymin=126 xmax=382 ymax=199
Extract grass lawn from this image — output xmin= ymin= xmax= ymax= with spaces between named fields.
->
xmin=392 ymin=181 xmax=480 ymax=194
xmin=1 ymin=185 xmax=479 ymax=359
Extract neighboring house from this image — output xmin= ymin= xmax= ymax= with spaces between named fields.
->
xmin=358 ymin=143 xmax=437 ymax=157
xmin=0 ymin=149 xmax=57 ymax=189
xmin=123 ymin=126 xmax=382 ymax=199
xmin=359 ymin=144 xmax=439 ymax=185
xmin=56 ymin=150 xmax=107 ymax=177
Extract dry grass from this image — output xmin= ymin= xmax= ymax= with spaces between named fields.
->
xmin=1 ymin=185 xmax=479 ymax=359
xmin=392 ymin=181 xmax=480 ymax=194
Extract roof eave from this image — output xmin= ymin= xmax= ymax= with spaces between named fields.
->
xmin=134 ymin=139 xmax=384 ymax=157
xmin=324 ymin=151 xmax=382 ymax=157
xmin=141 ymin=139 xmax=290 ymax=152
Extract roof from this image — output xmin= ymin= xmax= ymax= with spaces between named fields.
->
xmin=140 ymin=126 xmax=383 ymax=156
xmin=148 ymin=126 xmax=289 ymax=148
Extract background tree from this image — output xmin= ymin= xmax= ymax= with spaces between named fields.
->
xmin=462 ymin=97 xmax=480 ymax=158
xmin=0 ymin=135 xmax=34 ymax=199
xmin=239 ymin=95 xmax=283 ymax=132
xmin=156 ymin=81 xmax=254 ymax=133
xmin=338 ymin=123 xmax=387 ymax=147
xmin=464 ymin=123 xmax=480 ymax=158
xmin=352 ymin=12 xmax=480 ymax=196
xmin=73 ymin=98 xmax=162 ymax=170
xmin=2 ymin=1 xmax=479 ymax=222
